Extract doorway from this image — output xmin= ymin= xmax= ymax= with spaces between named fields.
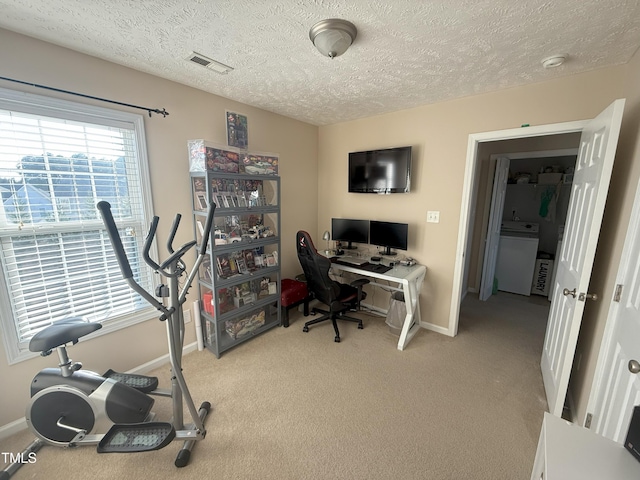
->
xmin=465 ymin=137 xmax=582 ymax=414
xmin=450 ymin=99 xmax=625 ymax=418
xmin=477 ymin=147 xmax=579 ymax=302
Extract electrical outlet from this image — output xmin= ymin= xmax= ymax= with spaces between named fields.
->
xmin=427 ymin=211 xmax=440 ymax=223
xmin=184 ymin=309 xmax=192 ymax=324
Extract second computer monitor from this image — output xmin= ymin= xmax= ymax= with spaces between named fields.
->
xmin=331 ymin=218 xmax=369 ymax=249
xmin=369 ymin=220 xmax=408 ymax=256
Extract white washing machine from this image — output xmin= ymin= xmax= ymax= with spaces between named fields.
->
xmin=495 ymin=221 xmax=539 ymax=296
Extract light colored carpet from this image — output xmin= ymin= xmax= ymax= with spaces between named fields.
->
xmin=0 ymin=292 xmax=549 ymax=480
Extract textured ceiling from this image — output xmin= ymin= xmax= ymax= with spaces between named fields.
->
xmin=1 ymin=1 xmax=640 ymax=126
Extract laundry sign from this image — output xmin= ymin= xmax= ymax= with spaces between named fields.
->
xmin=531 ymin=258 xmax=554 ymax=296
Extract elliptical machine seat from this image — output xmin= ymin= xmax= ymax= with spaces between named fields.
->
xmin=29 ymin=317 xmax=102 ymax=354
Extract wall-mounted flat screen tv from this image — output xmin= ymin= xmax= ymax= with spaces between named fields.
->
xmin=348 ymin=146 xmax=412 ymax=194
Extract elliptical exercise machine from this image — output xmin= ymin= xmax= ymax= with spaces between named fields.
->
xmin=1 ymin=200 xmax=215 ymax=479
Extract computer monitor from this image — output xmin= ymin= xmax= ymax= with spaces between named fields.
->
xmin=331 ymin=218 xmax=369 ymax=250
xmin=369 ymin=220 xmax=408 ymax=256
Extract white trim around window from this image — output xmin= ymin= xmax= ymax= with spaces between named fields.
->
xmin=0 ymin=86 xmax=159 ymax=364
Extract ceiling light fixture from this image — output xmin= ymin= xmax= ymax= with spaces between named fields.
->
xmin=186 ymin=52 xmax=233 ymax=74
xmin=541 ymin=54 xmax=567 ymax=69
xmin=309 ymin=19 xmax=357 ymax=59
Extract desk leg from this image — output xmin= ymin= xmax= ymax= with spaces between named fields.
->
xmin=397 ymin=271 xmax=426 ymax=350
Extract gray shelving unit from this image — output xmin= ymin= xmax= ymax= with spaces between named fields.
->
xmin=189 ymin=141 xmax=281 ymax=357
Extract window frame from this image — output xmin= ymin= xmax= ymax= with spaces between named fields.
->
xmin=0 ymin=86 xmax=159 ymax=364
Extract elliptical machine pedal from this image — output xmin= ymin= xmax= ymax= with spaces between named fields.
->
xmin=102 ymin=369 xmax=159 ymax=393
xmin=97 ymin=422 xmax=176 ymax=453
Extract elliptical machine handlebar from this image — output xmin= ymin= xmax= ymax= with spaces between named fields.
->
xmin=166 ymin=214 xmax=182 ymax=254
xmin=97 ymin=201 xmax=135 ymax=280
xmin=96 ymin=200 xmax=216 ymax=319
xmin=141 ymin=215 xmax=197 ymax=277
xmin=97 ymin=200 xmax=215 ymax=278
xmin=142 ymin=216 xmax=162 ymax=272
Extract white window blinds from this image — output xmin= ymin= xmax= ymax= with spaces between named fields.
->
xmin=0 ymin=89 xmax=156 ymax=360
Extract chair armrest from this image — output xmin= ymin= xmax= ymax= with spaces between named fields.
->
xmin=350 ymin=278 xmax=370 ymax=288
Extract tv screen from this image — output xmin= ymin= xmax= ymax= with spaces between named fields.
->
xmin=348 ymin=146 xmax=412 ymax=194
xmin=369 ymin=220 xmax=408 ymax=256
xmin=331 ymin=218 xmax=369 ymax=249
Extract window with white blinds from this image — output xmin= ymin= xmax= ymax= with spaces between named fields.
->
xmin=0 ymin=88 xmax=156 ymax=363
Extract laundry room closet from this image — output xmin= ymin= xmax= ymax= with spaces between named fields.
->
xmin=497 ymin=154 xmax=576 ymax=299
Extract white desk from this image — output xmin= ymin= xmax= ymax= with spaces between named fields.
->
xmin=329 ymin=258 xmax=426 ymax=351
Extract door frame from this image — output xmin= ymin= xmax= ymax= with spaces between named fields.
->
xmin=449 ymin=120 xmax=588 ymax=336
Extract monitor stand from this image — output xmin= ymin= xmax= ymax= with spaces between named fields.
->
xmin=381 ymin=246 xmax=397 ymax=256
xmin=342 ymin=242 xmax=358 ymax=250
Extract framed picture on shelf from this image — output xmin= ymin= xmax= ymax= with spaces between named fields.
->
xmin=225 ymin=194 xmax=236 ymax=208
xmin=216 ymin=255 xmax=234 ymax=279
xmin=235 ymin=257 xmax=249 ymax=274
xmin=243 ymin=250 xmax=256 ymax=271
xmin=213 ymin=194 xmax=224 ymax=208
xmin=195 ymin=192 xmax=208 ymax=210
xmin=265 ymin=253 xmax=277 ymax=267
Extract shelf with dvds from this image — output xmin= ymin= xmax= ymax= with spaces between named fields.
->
xmin=189 ymin=139 xmax=281 ymax=358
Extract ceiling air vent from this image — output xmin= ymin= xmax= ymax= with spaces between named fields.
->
xmin=186 ymin=52 xmax=233 ymax=74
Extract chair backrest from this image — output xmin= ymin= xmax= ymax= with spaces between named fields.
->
xmin=296 ymin=231 xmax=340 ymax=306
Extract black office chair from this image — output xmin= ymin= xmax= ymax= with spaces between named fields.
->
xmin=296 ymin=230 xmax=369 ymax=342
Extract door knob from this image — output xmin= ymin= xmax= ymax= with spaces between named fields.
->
xmin=629 ymin=359 xmax=640 ymax=374
xmin=563 ymin=288 xmax=576 ymax=298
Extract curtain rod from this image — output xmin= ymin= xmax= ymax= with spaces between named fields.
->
xmin=0 ymin=76 xmax=169 ymax=118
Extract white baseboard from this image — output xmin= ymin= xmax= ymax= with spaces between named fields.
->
xmin=0 ymin=417 xmax=28 ymax=442
xmin=127 ymin=341 xmax=199 ymax=375
xmin=0 ymin=341 xmax=199 ymax=442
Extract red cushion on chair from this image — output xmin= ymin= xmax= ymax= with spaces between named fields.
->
xmin=281 ymin=279 xmax=308 ymax=306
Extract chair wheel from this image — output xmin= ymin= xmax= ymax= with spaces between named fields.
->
xmin=303 ymin=326 xmax=309 ymax=333
xmin=358 ymin=323 xmax=363 ymax=329
xmin=334 ymin=336 xmax=340 ymax=343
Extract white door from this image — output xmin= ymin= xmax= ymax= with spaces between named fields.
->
xmin=479 ymin=157 xmax=510 ymax=301
xmin=587 ymin=176 xmax=640 ymax=443
xmin=541 ymin=99 xmax=625 ymax=417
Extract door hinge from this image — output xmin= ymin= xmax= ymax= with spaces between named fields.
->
xmin=585 ymin=413 xmax=593 ymax=429
xmin=613 ymin=284 xmax=623 ymax=303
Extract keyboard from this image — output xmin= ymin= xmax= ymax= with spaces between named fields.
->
xmin=334 ymin=255 xmax=368 ymax=266
xmin=356 ymin=263 xmax=392 ymax=274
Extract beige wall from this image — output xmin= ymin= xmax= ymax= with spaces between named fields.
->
xmin=0 ymin=29 xmax=318 ymax=427
xmin=318 ymin=69 xmax=625 ymax=332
